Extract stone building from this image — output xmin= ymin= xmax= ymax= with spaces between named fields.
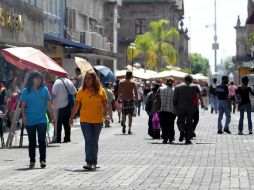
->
xmin=104 ymin=0 xmax=189 ymax=70
xmin=234 ymin=0 xmax=254 ymax=69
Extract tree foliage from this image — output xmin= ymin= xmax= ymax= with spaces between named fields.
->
xmin=189 ymin=53 xmax=209 ymax=76
xmin=128 ymin=19 xmax=179 ymax=70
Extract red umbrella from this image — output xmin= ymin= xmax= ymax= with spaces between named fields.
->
xmin=2 ymin=47 xmax=68 ymax=77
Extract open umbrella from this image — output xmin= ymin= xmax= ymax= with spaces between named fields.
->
xmin=2 ymin=47 xmax=68 ymax=77
xmin=74 ymin=57 xmax=94 ymax=75
xmin=93 ymin=65 xmax=116 ymax=84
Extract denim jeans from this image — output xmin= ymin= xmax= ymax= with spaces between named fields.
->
xmin=26 ymin=123 xmax=47 ymax=162
xmin=210 ymin=96 xmax=218 ymax=112
xmin=238 ymin=103 xmax=252 ymax=131
xmin=218 ymin=100 xmax=231 ymax=131
xmin=81 ymin=122 xmax=102 ymax=164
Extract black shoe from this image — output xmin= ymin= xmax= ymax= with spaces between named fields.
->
xmin=223 ymin=129 xmax=231 ymax=134
xmin=122 ymin=126 xmax=126 ymax=134
xmin=217 ymin=130 xmax=223 ymax=134
xmin=63 ymin=140 xmax=71 ymax=143
xmin=83 ymin=164 xmax=93 ymax=170
xmin=162 ymin=140 xmax=168 ymax=144
xmin=128 ymin=130 xmax=132 ymax=135
xmin=179 ymin=132 xmax=185 ymax=142
xmin=250 ymin=130 xmax=253 ymax=135
xmin=29 ymin=162 xmax=35 ymax=169
xmin=185 ymin=140 xmax=192 ymax=145
xmin=192 ymin=132 xmax=196 ymax=138
xmin=40 ymin=161 xmax=46 ymax=168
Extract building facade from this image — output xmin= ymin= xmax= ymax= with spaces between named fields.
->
xmin=22 ymin=0 xmax=116 ymax=77
xmin=0 ymin=0 xmax=44 ymax=47
xmin=104 ymin=0 xmax=189 ymax=70
xmin=234 ymin=0 xmax=254 ymax=69
xmin=0 ymin=0 xmax=44 ymax=82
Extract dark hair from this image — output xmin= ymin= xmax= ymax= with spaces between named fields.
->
xmin=221 ymin=75 xmax=228 ymax=82
xmin=82 ymin=70 xmax=101 ymax=94
xmin=184 ymin=75 xmax=193 ymax=83
xmin=166 ymin=77 xmax=174 ymax=86
xmin=242 ymin=76 xmax=249 ymax=84
xmin=26 ymin=71 xmax=44 ymax=93
xmin=213 ymin=78 xmax=217 ymax=83
xmin=126 ymin=71 xmax=133 ymax=79
xmin=152 ymin=83 xmax=160 ymax=92
xmin=230 ymin=81 xmax=234 ymax=85
xmin=75 ymin=67 xmax=81 ymax=73
xmin=1 ymin=79 xmax=7 ymax=86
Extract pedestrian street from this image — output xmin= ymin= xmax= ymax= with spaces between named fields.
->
xmin=0 ymin=109 xmax=254 ymax=190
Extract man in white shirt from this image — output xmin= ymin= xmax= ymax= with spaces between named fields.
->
xmin=52 ymin=77 xmax=77 ymax=143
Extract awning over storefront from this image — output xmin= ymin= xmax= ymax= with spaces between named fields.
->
xmin=45 ymin=33 xmax=120 ymax=61
xmin=44 ymin=33 xmax=93 ymax=51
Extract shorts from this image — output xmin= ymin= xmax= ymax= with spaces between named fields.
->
xmin=122 ymin=100 xmax=135 ymax=115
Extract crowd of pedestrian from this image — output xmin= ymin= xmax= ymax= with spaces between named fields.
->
xmin=1 ymin=67 xmax=254 ymax=171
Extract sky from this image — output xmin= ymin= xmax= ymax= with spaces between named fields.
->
xmin=183 ymin=0 xmax=248 ymax=73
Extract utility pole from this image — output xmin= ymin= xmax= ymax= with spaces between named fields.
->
xmin=212 ymin=0 xmax=219 ymax=74
xmin=113 ymin=0 xmax=122 ymax=74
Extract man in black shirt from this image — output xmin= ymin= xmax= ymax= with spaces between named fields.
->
xmin=217 ymin=76 xmax=231 ymax=134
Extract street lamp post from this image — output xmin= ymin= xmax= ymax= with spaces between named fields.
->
xmin=130 ymin=43 xmax=136 ymax=72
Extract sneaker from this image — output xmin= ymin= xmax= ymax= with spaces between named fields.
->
xmin=249 ymin=130 xmax=253 ymax=135
xmin=29 ymin=162 xmax=35 ymax=169
xmin=217 ymin=130 xmax=223 ymax=134
xmin=185 ymin=140 xmax=192 ymax=145
xmin=40 ymin=161 xmax=46 ymax=168
xmin=223 ymin=129 xmax=231 ymax=134
xmin=238 ymin=131 xmax=243 ymax=135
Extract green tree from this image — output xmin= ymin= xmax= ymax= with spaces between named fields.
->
xmin=189 ymin=53 xmax=209 ymax=75
xmin=128 ymin=19 xmax=179 ymax=70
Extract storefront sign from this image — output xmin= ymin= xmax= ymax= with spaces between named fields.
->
xmin=0 ymin=8 xmax=24 ymax=31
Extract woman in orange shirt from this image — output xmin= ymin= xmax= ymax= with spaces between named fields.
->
xmin=69 ymin=71 xmax=109 ymax=170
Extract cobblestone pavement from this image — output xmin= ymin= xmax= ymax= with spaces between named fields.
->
xmin=0 ymin=109 xmax=254 ymax=190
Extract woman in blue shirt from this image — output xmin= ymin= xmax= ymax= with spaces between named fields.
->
xmin=20 ymin=71 xmax=55 ymax=169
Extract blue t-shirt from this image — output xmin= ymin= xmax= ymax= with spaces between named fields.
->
xmin=20 ymin=86 xmax=51 ymax=126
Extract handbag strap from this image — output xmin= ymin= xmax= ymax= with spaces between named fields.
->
xmin=60 ymin=78 xmax=71 ymax=94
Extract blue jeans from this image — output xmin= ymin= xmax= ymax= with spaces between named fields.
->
xmin=81 ymin=122 xmax=102 ymax=164
xmin=218 ymin=100 xmax=231 ymax=131
xmin=210 ymin=96 xmax=218 ymax=112
xmin=238 ymin=103 xmax=252 ymax=131
xmin=26 ymin=124 xmax=47 ymax=162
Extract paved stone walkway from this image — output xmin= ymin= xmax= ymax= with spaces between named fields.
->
xmin=0 ymin=109 xmax=254 ymax=190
